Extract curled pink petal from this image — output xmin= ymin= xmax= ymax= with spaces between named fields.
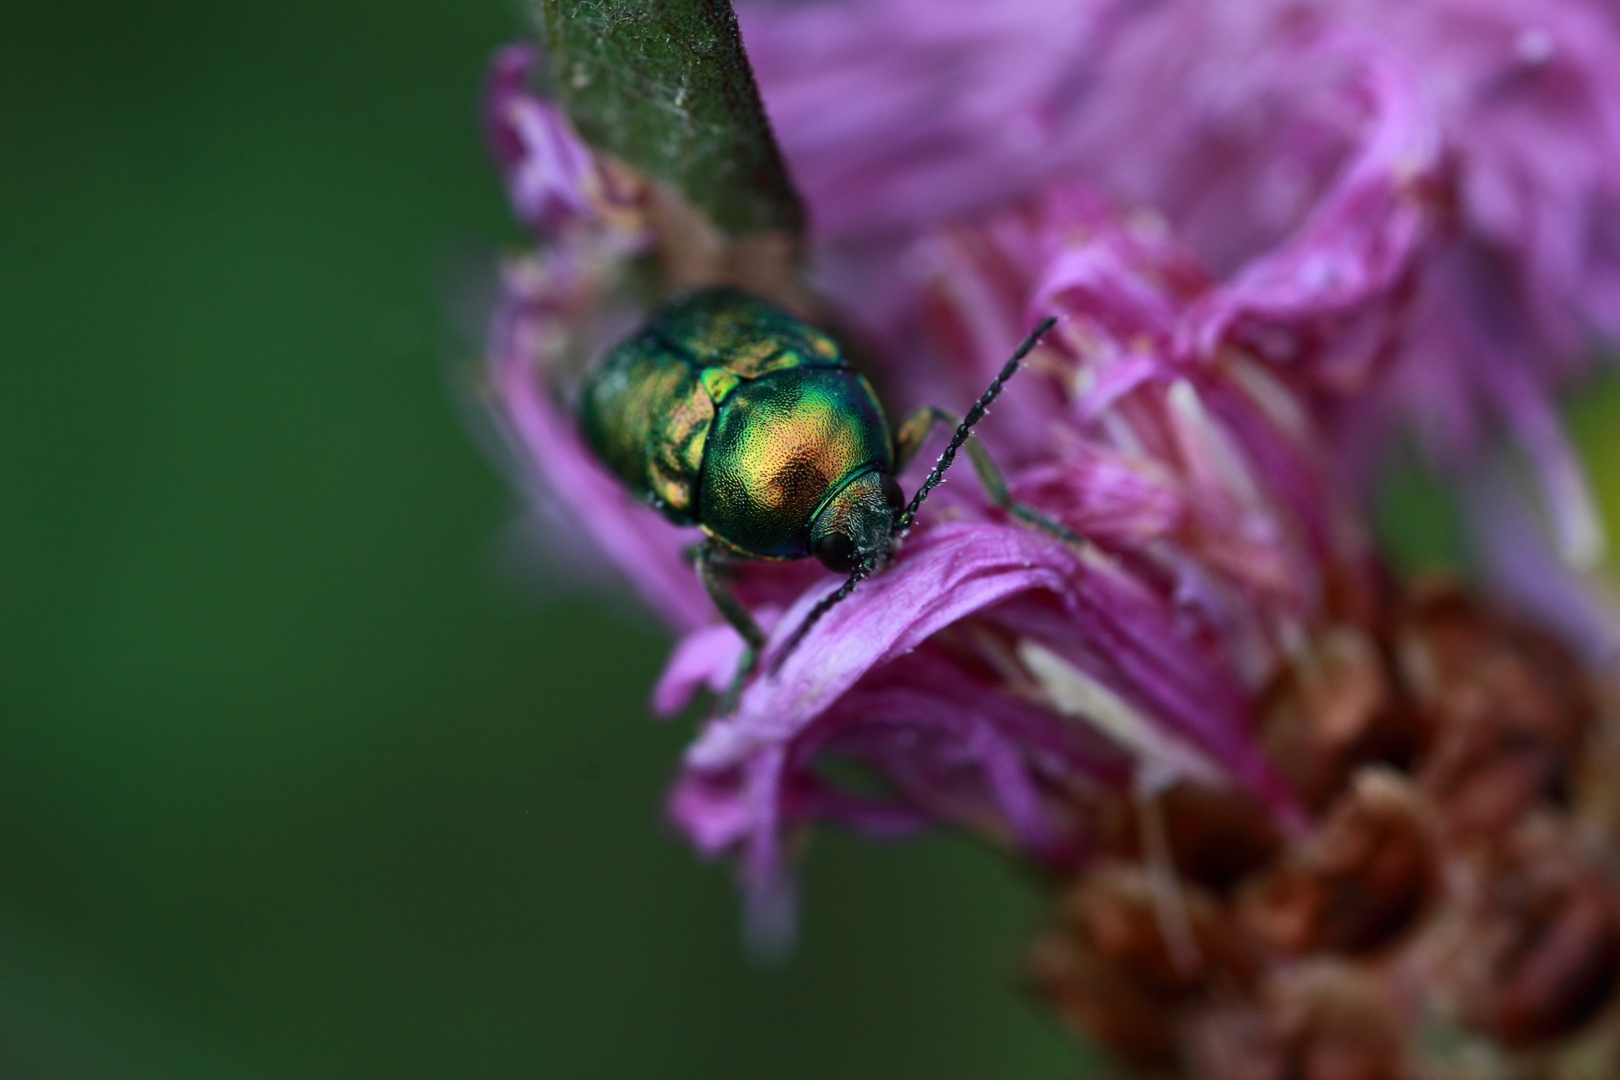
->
xmin=650 ymin=621 xmax=749 ymax=717
xmin=671 ymin=523 xmax=1299 ymax=912
xmin=487 ymin=255 xmax=711 ymax=632
xmin=484 ymin=44 xmax=602 ymax=235
xmin=1180 ymin=31 xmax=1440 ymax=383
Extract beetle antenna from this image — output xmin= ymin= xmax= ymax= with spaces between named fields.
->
xmin=895 ymin=315 xmax=1057 ymax=532
xmin=765 ymin=316 xmax=1058 ymax=676
xmin=767 ymin=559 xmax=875 ymax=674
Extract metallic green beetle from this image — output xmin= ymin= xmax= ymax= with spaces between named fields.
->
xmin=578 ymin=285 xmax=1063 ymax=679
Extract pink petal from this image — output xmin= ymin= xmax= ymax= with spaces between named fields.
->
xmin=487 ymin=257 xmax=712 ymax=632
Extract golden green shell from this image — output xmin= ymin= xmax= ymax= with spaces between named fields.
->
xmin=577 ymin=287 xmax=893 ymax=560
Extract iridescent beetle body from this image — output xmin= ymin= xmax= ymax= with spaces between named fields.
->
xmin=578 ymin=285 xmax=1061 ymax=689
xmin=579 ymin=287 xmax=903 ymax=571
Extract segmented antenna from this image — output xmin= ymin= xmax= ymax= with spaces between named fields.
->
xmin=767 ymin=316 xmax=1058 ymax=675
xmin=895 ymin=315 xmax=1057 ymax=532
xmin=767 ymin=558 xmax=875 ymax=674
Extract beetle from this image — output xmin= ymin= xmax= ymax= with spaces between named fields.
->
xmin=578 ymin=285 xmax=1067 ymax=689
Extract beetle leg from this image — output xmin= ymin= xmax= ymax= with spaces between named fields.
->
xmin=891 ymin=405 xmax=946 ymax=472
xmin=694 ymin=541 xmax=766 ymax=712
xmin=893 ymin=405 xmax=1021 ymax=504
xmin=892 ymin=405 xmax=1085 ymax=549
xmin=694 ymin=542 xmax=767 ymax=652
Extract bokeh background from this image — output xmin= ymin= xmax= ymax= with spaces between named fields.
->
xmin=3 ymin=2 xmax=1619 ymax=1078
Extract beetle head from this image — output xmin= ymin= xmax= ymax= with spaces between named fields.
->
xmin=808 ymin=470 xmax=905 ymax=573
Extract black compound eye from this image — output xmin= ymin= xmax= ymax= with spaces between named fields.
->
xmin=879 ymin=472 xmax=905 ymax=518
xmin=813 ymin=531 xmax=859 ymax=573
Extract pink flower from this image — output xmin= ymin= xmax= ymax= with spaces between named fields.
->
xmin=742 ymin=0 xmax=1620 ymax=570
xmin=484 ymin=46 xmax=1387 ymax=936
xmin=482 ymin=0 xmax=1620 ymax=940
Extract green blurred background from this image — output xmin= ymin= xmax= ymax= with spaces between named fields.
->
xmin=3 ymin=3 xmax=1619 ymax=1079
xmin=0 ymin=2 xmax=1093 ymax=1077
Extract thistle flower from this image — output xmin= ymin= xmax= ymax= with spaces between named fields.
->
xmin=742 ymin=0 xmax=1620 ymax=573
xmin=481 ymin=4 xmax=1620 ymax=1073
xmin=489 ymin=53 xmax=1365 ymax=951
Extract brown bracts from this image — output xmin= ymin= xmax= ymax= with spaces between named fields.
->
xmin=1031 ymin=582 xmax=1620 ymax=1079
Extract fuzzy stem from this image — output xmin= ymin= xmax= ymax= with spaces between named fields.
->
xmin=532 ymin=0 xmax=805 ymax=241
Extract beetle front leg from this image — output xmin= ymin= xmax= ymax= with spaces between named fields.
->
xmin=693 ymin=540 xmax=766 ymax=712
xmin=892 ymin=406 xmax=1085 ymax=548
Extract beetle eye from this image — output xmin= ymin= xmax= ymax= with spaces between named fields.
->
xmin=813 ymin=531 xmax=859 ymax=573
xmin=879 ymin=473 xmax=904 ymax=517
